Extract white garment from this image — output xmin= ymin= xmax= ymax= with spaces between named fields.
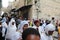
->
xmin=2 ymin=22 xmax=8 ymax=37
xmin=32 ymin=26 xmax=45 ymax=35
xmin=18 ymin=21 xmax=29 ymax=33
xmin=11 ymin=31 xmax=21 ymax=40
xmin=18 ymin=21 xmax=29 ymax=39
xmin=42 ymin=23 xmax=46 ymax=28
xmin=42 ymin=23 xmax=46 ymax=31
xmin=45 ymin=23 xmax=55 ymax=34
xmin=6 ymin=26 xmax=16 ymax=38
xmin=41 ymin=34 xmax=53 ymax=40
xmin=2 ymin=22 xmax=8 ymax=28
xmin=2 ymin=17 xmax=7 ymax=22
xmin=6 ymin=18 xmax=19 ymax=40
xmin=41 ymin=23 xmax=55 ymax=40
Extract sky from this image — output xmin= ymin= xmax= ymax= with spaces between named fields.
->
xmin=2 ymin=0 xmax=14 ymax=8
xmin=1 ymin=0 xmax=14 ymax=15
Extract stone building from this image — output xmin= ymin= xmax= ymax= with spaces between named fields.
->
xmin=11 ymin=0 xmax=33 ymax=19
xmin=3 ymin=0 xmax=60 ymax=20
xmin=40 ymin=0 xmax=60 ymax=20
xmin=29 ymin=0 xmax=60 ymax=20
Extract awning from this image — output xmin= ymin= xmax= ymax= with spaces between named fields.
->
xmin=16 ymin=5 xmax=32 ymax=11
xmin=10 ymin=8 xmax=16 ymax=12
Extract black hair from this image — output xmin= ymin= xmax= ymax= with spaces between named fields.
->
xmin=52 ymin=17 xmax=55 ymax=20
xmin=22 ymin=28 xmax=40 ymax=40
xmin=34 ymin=20 xmax=40 ymax=25
xmin=45 ymin=20 xmax=51 ymax=25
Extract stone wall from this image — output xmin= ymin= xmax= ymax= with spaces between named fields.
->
xmin=31 ymin=0 xmax=60 ymax=20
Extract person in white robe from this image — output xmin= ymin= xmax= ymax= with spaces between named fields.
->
xmin=32 ymin=20 xmax=45 ymax=34
xmin=42 ymin=20 xmax=51 ymax=31
xmin=41 ymin=23 xmax=55 ymax=40
xmin=18 ymin=21 xmax=29 ymax=32
xmin=18 ymin=21 xmax=29 ymax=40
xmin=2 ymin=22 xmax=8 ymax=40
xmin=6 ymin=18 xmax=20 ymax=40
xmin=32 ymin=20 xmax=45 ymax=40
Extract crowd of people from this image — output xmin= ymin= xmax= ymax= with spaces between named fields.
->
xmin=0 ymin=16 xmax=60 ymax=40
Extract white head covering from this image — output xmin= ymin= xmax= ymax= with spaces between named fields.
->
xmin=8 ymin=18 xmax=16 ymax=28
xmin=18 ymin=21 xmax=29 ymax=33
xmin=45 ymin=23 xmax=55 ymax=34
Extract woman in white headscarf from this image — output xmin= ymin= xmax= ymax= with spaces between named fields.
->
xmin=18 ymin=21 xmax=29 ymax=32
xmin=18 ymin=21 xmax=29 ymax=40
xmin=41 ymin=23 xmax=55 ymax=40
xmin=6 ymin=18 xmax=18 ymax=40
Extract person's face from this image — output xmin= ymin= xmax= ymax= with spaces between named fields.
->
xmin=35 ymin=22 xmax=40 ymax=27
xmin=48 ymin=31 xmax=54 ymax=35
xmin=19 ymin=16 xmax=23 ymax=20
xmin=12 ymin=22 xmax=15 ymax=25
xmin=23 ymin=24 xmax=28 ymax=31
xmin=26 ymin=34 xmax=40 ymax=40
